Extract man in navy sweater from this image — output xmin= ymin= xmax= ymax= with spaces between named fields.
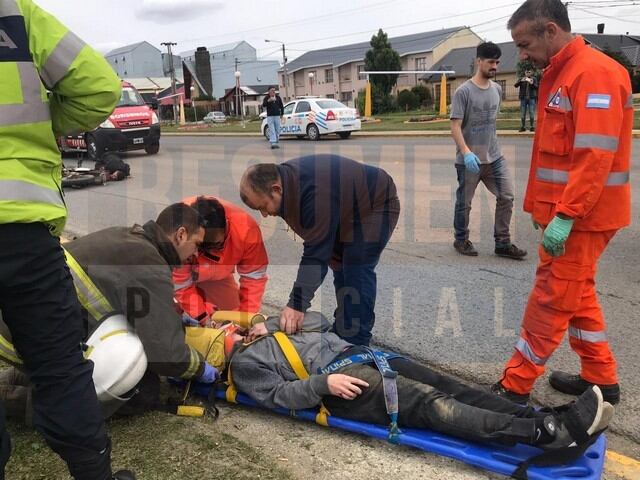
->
xmin=240 ymin=155 xmax=400 ymax=345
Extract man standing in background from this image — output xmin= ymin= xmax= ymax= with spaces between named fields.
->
xmin=450 ymin=42 xmax=527 ymax=260
xmin=515 ymin=68 xmax=538 ymax=132
xmin=262 ymin=86 xmax=284 ymax=149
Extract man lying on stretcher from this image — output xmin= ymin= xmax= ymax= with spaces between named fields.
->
xmin=218 ymin=311 xmax=612 ymax=452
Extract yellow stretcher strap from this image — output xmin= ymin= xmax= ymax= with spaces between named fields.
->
xmin=272 ymin=332 xmax=331 ymax=427
xmin=62 ymin=247 xmax=114 ymax=322
xmin=211 ymin=311 xmax=266 ymax=329
xmin=226 ymin=361 xmax=238 ymax=403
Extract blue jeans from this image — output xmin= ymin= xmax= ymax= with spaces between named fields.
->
xmin=267 ymin=116 xmax=281 ymax=145
xmin=520 ymin=98 xmax=536 ymax=129
xmin=332 ymin=199 xmax=400 ymax=346
xmin=453 ymin=156 xmax=514 ymax=246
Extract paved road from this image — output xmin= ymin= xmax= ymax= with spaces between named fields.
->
xmin=63 ymin=136 xmax=640 ymax=467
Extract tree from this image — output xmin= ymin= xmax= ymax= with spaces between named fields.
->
xmin=602 ymin=48 xmax=636 ymax=91
xmin=397 ymin=90 xmax=419 ymax=111
xmin=364 ymin=29 xmax=401 ymax=113
xmin=411 ymin=84 xmax=433 ymax=108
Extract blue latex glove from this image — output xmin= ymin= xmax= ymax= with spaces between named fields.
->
xmin=542 ymin=216 xmax=574 ymax=257
xmin=181 ymin=312 xmax=200 ymax=327
xmin=197 ymin=362 xmax=220 ymax=384
xmin=463 ymin=152 xmax=481 ymax=173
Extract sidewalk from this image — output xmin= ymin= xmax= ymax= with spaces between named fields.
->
xmin=163 ymin=129 xmax=640 ymax=138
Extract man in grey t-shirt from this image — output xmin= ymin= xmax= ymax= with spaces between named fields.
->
xmin=450 ymin=42 xmax=526 ymax=259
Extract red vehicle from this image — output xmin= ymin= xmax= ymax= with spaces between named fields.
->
xmin=58 ymin=81 xmax=160 ymax=159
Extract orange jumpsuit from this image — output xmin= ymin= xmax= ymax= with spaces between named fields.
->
xmin=173 ymin=197 xmax=269 ymax=323
xmin=502 ymin=37 xmax=633 ymax=394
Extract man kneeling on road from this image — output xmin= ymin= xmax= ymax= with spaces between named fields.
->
xmin=227 ymin=312 xmax=612 ymax=455
xmin=0 ymin=203 xmax=220 ymax=418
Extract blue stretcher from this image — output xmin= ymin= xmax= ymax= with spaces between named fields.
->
xmin=193 ymin=384 xmax=606 ymax=480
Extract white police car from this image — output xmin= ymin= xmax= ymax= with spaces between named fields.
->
xmin=260 ymin=97 xmax=361 ymax=141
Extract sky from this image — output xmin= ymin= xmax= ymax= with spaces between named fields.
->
xmin=35 ymin=0 xmax=640 ymax=61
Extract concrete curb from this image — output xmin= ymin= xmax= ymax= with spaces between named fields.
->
xmin=163 ymin=130 xmax=640 ymax=138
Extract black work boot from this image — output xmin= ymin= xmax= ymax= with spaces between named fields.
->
xmin=113 ymin=470 xmax=136 ymax=480
xmin=549 ymin=371 xmax=620 ymax=405
xmin=490 ymin=382 xmax=530 ymax=404
xmin=453 ymin=239 xmax=478 ymax=256
xmin=495 ymin=243 xmax=527 ymax=260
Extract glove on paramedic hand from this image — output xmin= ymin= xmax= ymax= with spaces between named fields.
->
xmin=197 ymin=362 xmax=220 ymax=384
xmin=463 ymin=152 xmax=481 ymax=174
xmin=542 ymin=216 xmax=574 ymax=257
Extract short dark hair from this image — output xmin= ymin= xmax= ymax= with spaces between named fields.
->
xmin=192 ymin=196 xmax=226 ymax=229
xmin=476 ymin=42 xmax=502 ymax=60
xmin=156 ymin=203 xmax=203 ymax=237
xmin=269 ymin=86 xmax=276 ymax=91
xmin=508 ymin=0 xmax=571 ymax=33
xmin=242 ymin=163 xmax=280 ymax=196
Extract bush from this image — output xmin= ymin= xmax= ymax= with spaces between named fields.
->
xmin=397 ymin=90 xmax=419 ymax=111
xmin=357 ymin=88 xmax=366 ymax=115
xmin=633 ymin=72 xmax=640 ymax=94
xmin=411 ymin=85 xmax=433 ymax=108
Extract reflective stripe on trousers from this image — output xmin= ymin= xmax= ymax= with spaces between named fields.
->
xmin=568 ymin=326 xmax=607 ymax=343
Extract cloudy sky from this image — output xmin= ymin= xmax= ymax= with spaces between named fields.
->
xmin=36 ymin=0 xmax=640 ymax=60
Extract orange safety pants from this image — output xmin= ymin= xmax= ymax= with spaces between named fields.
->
xmin=198 ymin=275 xmax=241 ymax=311
xmin=501 ymin=229 xmax=618 ymax=394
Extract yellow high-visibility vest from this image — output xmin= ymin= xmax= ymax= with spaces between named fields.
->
xmin=0 ymin=0 xmax=120 ymax=235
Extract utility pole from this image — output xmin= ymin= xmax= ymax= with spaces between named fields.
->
xmin=265 ymin=39 xmax=288 ymax=100
xmin=161 ymin=42 xmax=178 ymax=123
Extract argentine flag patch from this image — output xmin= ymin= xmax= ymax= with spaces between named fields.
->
xmin=586 ymin=94 xmax=611 ymax=109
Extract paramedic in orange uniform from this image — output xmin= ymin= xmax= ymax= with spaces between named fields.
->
xmin=173 ymin=196 xmax=269 ymax=324
xmin=491 ymin=0 xmax=632 ymax=405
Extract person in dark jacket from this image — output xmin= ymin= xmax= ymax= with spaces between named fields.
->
xmin=514 ymin=69 xmax=538 ymax=132
xmin=240 ymin=155 xmax=400 ymax=346
xmin=262 ymin=86 xmax=285 ymax=149
xmin=0 ymin=204 xmax=219 ymax=420
xmin=228 ymin=312 xmax=613 ymax=454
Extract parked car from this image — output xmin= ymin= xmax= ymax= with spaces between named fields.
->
xmin=57 ymin=80 xmax=160 ymax=159
xmin=203 ymin=111 xmax=227 ymax=123
xmin=259 ymin=97 xmax=360 ymax=141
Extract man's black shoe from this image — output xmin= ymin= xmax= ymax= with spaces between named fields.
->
xmin=542 ymin=386 xmax=613 ymax=449
xmin=518 ymin=127 xmax=526 ymax=132
xmin=113 ymin=470 xmax=136 ymax=480
xmin=529 ymin=126 xmax=535 ymax=132
xmin=549 ymin=371 xmax=620 ymax=405
xmin=495 ymin=243 xmax=527 ymax=260
xmin=490 ymin=382 xmax=530 ymax=404
xmin=453 ymin=240 xmax=478 ymax=256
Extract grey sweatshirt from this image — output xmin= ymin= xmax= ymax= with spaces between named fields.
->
xmin=231 ymin=312 xmax=352 ymax=410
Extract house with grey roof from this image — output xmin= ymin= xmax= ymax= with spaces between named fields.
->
xmin=424 ymin=41 xmax=521 ymax=102
xmin=105 ymin=41 xmax=164 ymax=78
xmin=278 ymin=26 xmax=482 ymax=106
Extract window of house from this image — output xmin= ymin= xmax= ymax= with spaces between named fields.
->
xmin=340 ymin=91 xmax=353 ymax=102
xmin=325 ymin=68 xmax=333 ymax=83
xmin=357 ymin=64 xmax=365 ymax=79
xmin=295 ymin=101 xmax=311 ymax=113
xmin=415 ymin=57 xmax=426 ymax=71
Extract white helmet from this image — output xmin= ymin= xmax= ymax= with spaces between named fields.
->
xmin=85 ymin=314 xmax=147 ymax=403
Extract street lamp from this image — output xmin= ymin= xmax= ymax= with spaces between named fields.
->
xmin=265 ymin=39 xmax=288 ymax=100
xmin=234 ymin=71 xmax=244 ymax=128
xmin=308 ymin=72 xmax=315 ymax=96
xmin=189 ymin=86 xmax=197 ymax=123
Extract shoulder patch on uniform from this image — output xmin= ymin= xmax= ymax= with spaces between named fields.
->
xmin=548 ymin=87 xmax=562 ymax=107
xmin=586 ymin=94 xmax=611 ymax=109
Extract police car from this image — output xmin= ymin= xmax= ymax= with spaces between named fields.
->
xmin=260 ymin=97 xmax=361 ymax=141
